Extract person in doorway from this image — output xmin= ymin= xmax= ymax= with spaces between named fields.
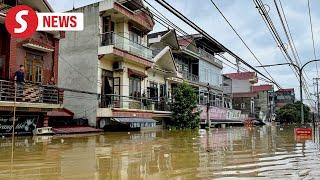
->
xmin=14 ymin=65 xmax=25 ymax=98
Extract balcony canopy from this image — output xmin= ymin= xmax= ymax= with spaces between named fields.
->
xmin=153 ymin=46 xmax=178 ymax=75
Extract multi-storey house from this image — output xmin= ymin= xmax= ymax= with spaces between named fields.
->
xmin=275 ymin=88 xmax=295 ymax=109
xmin=59 ymin=0 xmax=178 ymax=130
xmin=0 ymin=0 xmax=65 ymax=135
xmin=149 ymin=30 xmax=242 ymax=127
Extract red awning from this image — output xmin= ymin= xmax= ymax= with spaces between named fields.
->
xmin=47 ymin=109 xmax=74 ymax=117
xmin=128 ymin=68 xmax=148 ymax=78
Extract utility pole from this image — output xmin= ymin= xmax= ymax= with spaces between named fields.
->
xmin=314 ymin=78 xmax=320 ymax=121
xmin=256 ymin=59 xmax=320 ymax=124
xmin=11 ymin=82 xmax=17 ymax=171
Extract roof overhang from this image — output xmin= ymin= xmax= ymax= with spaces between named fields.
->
xmin=160 ymin=30 xmax=180 ymax=50
xmin=152 ymin=46 xmax=178 ymax=76
xmin=23 ymin=43 xmax=54 ymax=52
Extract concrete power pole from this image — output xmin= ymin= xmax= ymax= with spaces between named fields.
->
xmin=314 ymin=78 xmax=320 ymax=121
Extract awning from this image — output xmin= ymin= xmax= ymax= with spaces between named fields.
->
xmin=47 ymin=109 xmax=74 ymax=117
xmin=128 ymin=68 xmax=148 ymax=78
xmin=112 ymin=118 xmax=157 ymax=123
xmin=22 ymin=38 xmax=54 ymax=53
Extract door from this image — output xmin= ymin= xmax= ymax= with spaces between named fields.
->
xmin=25 ymin=53 xmax=43 ymax=84
xmin=102 ymin=70 xmax=113 ymax=107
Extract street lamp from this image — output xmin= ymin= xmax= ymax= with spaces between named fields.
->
xmin=257 ymin=59 xmax=320 ymax=124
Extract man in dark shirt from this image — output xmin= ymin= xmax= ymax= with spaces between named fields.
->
xmin=15 ymin=65 xmax=25 ymax=98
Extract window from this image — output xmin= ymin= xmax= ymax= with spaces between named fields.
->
xmin=241 ymin=103 xmax=246 ymax=109
xmin=129 ymin=27 xmax=142 ymax=44
xmin=25 ymin=53 xmax=43 ymax=83
xmin=101 ymin=16 xmax=114 ymax=46
xmin=129 ymin=77 xmax=141 ymax=98
xmin=35 ymin=64 xmax=42 ymax=83
xmin=149 ymin=81 xmax=158 ymax=99
xmin=113 ymin=77 xmax=120 ymax=96
xmin=160 ymin=84 xmax=165 ymax=98
xmin=209 ymin=93 xmax=216 ymax=106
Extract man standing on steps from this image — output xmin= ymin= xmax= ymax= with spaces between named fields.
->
xmin=14 ymin=65 xmax=25 ymax=99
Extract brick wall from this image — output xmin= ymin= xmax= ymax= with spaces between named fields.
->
xmin=8 ymin=35 xmax=17 ymax=80
xmin=8 ymin=32 xmax=60 ymax=84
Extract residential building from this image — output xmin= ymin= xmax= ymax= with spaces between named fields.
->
xmin=224 ymin=71 xmax=275 ymax=121
xmin=59 ymin=0 xmax=179 ymax=129
xmin=225 ymin=72 xmax=258 ymax=117
xmin=0 ymin=0 xmax=65 ymax=135
xmin=59 ymin=0 xmax=243 ymax=130
xmin=275 ymin=88 xmax=295 ymax=109
xmin=251 ymin=84 xmax=275 ymax=121
xmin=223 ymin=75 xmax=232 ymax=109
xmin=149 ymin=30 xmax=242 ymax=127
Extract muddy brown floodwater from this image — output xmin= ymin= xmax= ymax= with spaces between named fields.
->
xmin=0 ymin=126 xmax=320 ymax=179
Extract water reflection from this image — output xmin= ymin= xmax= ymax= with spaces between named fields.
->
xmin=0 ymin=126 xmax=320 ymax=179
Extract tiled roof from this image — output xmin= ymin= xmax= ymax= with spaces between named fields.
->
xmin=232 ymin=92 xmax=258 ymax=98
xmin=276 ymin=88 xmax=294 ymax=93
xmin=224 ymin=72 xmax=257 ymax=80
xmin=177 ymin=36 xmax=194 ymax=47
xmin=252 ymin=85 xmax=273 ymax=92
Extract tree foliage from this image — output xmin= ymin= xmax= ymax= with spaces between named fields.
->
xmin=170 ymin=82 xmax=200 ymax=129
xmin=276 ymin=101 xmax=311 ymax=124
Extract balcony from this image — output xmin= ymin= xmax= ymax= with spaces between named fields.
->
xmin=100 ymin=32 xmax=154 ymax=61
xmin=0 ymin=80 xmax=63 ymax=108
xmin=100 ymin=94 xmax=171 ymax=112
xmin=180 ymin=71 xmax=199 ymax=82
xmin=99 ymin=0 xmax=154 ymax=32
xmin=198 ymin=48 xmax=223 ymax=67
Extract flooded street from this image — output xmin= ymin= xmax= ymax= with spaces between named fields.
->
xmin=1 ymin=126 xmax=320 ymax=179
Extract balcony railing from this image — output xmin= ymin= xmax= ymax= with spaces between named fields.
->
xmin=198 ymin=48 xmax=223 ymax=66
xmin=180 ymin=71 xmax=199 ymax=82
xmin=0 ymin=80 xmax=63 ymax=104
xmin=100 ymin=94 xmax=171 ymax=112
xmin=100 ymin=32 xmax=154 ymax=60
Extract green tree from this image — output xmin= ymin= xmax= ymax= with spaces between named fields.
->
xmin=276 ymin=101 xmax=310 ymax=124
xmin=170 ymin=82 xmax=200 ymax=129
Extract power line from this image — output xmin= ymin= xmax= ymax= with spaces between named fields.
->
xmin=253 ymin=0 xmax=313 ymax=102
xmin=152 ymin=0 xmax=281 ymax=89
xmin=277 ymin=0 xmax=311 ymax=82
xmin=307 ymin=0 xmax=318 ymax=77
xmin=136 ymin=0 xmax=277 ymax=86
xmin=208 ymin=0 xmax=280 ymax=89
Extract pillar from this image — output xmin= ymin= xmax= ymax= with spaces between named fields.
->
xmin=8 ymin=36 xmax=17 ymax=80
xmin=43 ymin=116 xmax=49 ymax=127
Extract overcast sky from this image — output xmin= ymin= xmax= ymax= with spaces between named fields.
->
xmin=47 ymin=0 xmax=320 ymax=105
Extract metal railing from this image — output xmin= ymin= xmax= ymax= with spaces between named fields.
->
xmin=198 ymin=48 xmax=223 ymax=66
xmin=100 ymin=94 xmax=171 ymax=111
xmin=180 ymin=71 xmax=199 ymax=82
xmin=0 ymin=80 xmax=63 ymax=104
xmin=100 ymin=32 xmax=154 ymax=60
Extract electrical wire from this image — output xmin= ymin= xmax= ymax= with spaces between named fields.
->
xmin=208 ymin=0 xmax=280 ymax=89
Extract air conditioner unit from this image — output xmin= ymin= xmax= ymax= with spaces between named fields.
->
xmin=112 ymin=62 xmax=124 ymax=71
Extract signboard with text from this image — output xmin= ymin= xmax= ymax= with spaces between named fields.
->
xmin=0 ymin=116 xmax=39 ymax=135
